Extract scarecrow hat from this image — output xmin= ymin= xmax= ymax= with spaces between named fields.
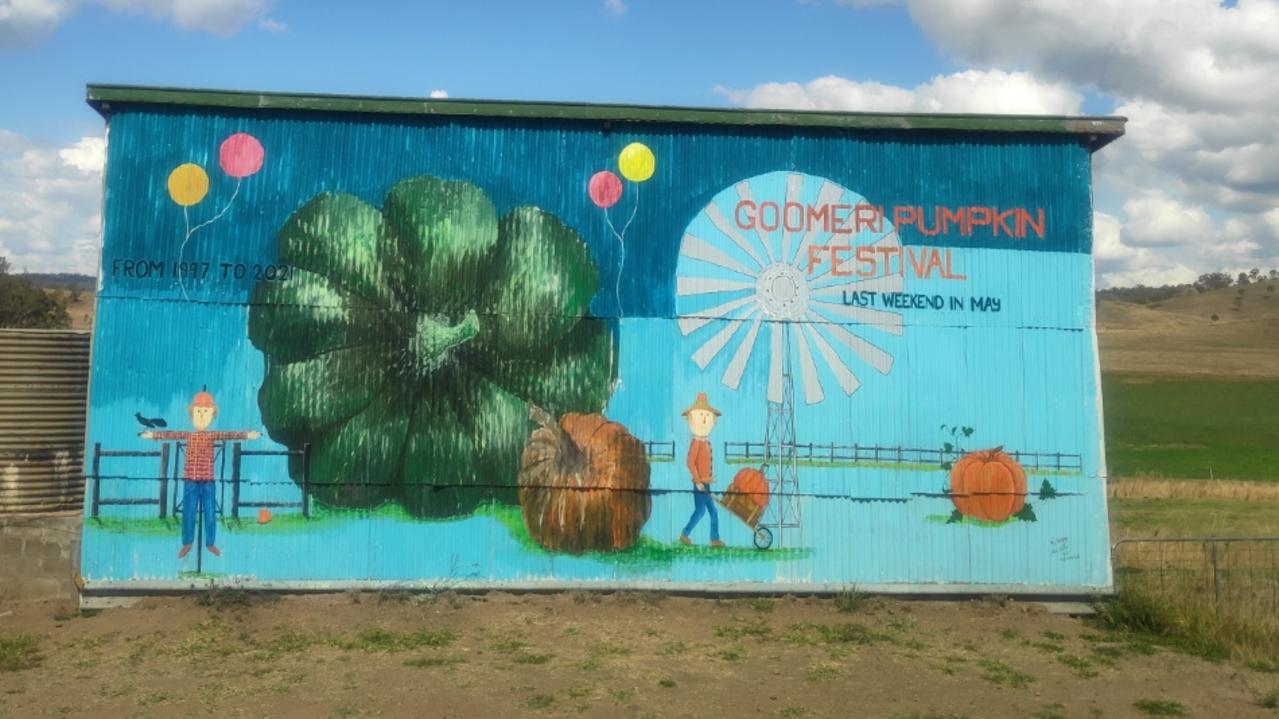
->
xmin=189 ymin=385 xmax=216 ymax=410
xmin=681 ymin=392 xmax=721 ymax=417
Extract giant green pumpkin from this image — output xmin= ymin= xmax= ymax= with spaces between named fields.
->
xmin=247 ymin=175 xmax=614 ymax=518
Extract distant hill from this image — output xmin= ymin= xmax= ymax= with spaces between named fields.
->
xmin=1098 ymin=282 xmax=1279 ymax=378
xmin=21 ymin=273 xmax=96 ymax=291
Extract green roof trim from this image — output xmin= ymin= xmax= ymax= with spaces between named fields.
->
xmin=86 ymin=84 xmax=1125 ymax=150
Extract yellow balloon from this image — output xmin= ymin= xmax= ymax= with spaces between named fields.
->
xmin=618 ymin=142 xmax=655 ymax=183
xmin=167 ymin=163 xmax=209 ymax=207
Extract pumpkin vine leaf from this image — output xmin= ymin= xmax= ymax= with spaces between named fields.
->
xmin=248 ymin=175 xmax=615 ymax=519
xmin=946 ymin=509 xmax=963 ymax=524
xmin=1038 ymin=479 xmax=1059 ymax=500
xmin=1013 ymin=503 xmax=1037 ymax=522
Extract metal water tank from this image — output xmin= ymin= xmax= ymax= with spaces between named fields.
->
xmin=0 ymin=329 xmax=91 ymax=514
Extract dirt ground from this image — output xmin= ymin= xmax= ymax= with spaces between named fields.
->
xmin=1 ymin=592 xmax=1275 ymax=719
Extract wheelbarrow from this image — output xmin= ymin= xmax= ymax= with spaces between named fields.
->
xmin=718 ymin=467 xmax=773 ymax=550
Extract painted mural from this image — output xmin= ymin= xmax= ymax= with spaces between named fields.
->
xmin=82 ymin=102 xmax=1108 ymax=592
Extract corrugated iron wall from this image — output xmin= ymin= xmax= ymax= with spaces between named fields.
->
xmin=0 ymin=329 xmax=91 ymax=514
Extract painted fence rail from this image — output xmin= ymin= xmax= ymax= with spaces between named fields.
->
xmin=79 ymin=85 xmax=1122 ymax=593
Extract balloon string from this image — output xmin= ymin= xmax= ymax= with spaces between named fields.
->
xmin=189 ymin=179 xmax=241 ymax=236
xmin=177 ymin=206 xmax=192 ymax=300
xmin=603 ymin=184 xmax=640 ymax=317
xmin=175 ymin=179 xmax=242 ymax=301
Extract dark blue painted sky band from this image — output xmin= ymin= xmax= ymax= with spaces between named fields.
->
xmin=101 ymin=108 xmax=1094 ymax=318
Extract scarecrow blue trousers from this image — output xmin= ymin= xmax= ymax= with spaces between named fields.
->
xmin=181 ymin=480 xmax=218 ymax=547
xmin=682 ymin=487 xmax=720 ymax=541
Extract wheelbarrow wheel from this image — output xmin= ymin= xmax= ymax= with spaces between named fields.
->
xmin=752 ymin=526 xmax=773 ymax=550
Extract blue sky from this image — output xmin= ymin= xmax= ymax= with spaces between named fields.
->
xmin=1 ymin=0 xmax=1277 ymax=285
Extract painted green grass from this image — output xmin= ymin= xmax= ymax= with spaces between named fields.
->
xmin=1103 ymin=373 xmax=1279 ymax=481
xmin=90 ymin=502 xmax=808 ymax=570
xmin=478 ymin=503 xmax=811 ymax=568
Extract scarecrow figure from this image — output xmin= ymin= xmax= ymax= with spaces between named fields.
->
xmin=140 ymin=387 xmax=259 ymax=558
xmin=679 ymin=392 xmax=725 ymax=548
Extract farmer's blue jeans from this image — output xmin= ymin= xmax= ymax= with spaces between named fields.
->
xmin=682 ymin=486 xmax=720 ymax=541
xmin=181 ymin=480 xmax=218 ymax=547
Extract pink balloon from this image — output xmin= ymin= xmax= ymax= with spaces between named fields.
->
xmin=588 ymin=170 xmax=623 ymax=209
xmin=219 ymin=133 xmax=264 ymax=179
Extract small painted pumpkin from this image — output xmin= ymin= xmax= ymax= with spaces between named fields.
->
xmin=518 ymin=406 xmax=651 ymax=553
xmin=949 ymin=447 xmax=1027 ymax=522
xmin=730 ymin=468 xmax=770 ymax=509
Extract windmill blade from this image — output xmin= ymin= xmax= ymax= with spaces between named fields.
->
xmin=813 ymin=316 xmax=895 ymax=374
xmin=693 ymin=310 xmax=756 ymax=369
xmin=804 ymin=324 xmax=861 ymax=396
xmin=780 ymin=173 xmax=804 ymax=264
xmin=810 ymin=301 xmax=905 ymax=336
xmin=676 ymin=277 xmax=755 ymax=296
xmin=736 ymin=181 xmax=775 ymax=263
xmin=680 ymin=232 xmax=759 ymax=277
xmin=766 ymin=321 xmax=784 ymax=403
xmin=722 ymin=315 xmax=764 ymax=390
xmin=791 ymin=180 xmax=845 ymax=269
xmin=704 ymin=202 xmax=766 ymax=269
xmin=793 ymin=322 xmax=825 ymax=405
xmin=678 ymin=293 xmax=756 ymax=335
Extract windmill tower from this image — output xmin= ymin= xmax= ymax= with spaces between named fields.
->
xmin=762 ymin=324 xmax=801 ymax=547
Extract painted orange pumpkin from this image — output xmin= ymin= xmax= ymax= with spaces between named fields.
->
xmin=949 ymin=447 xmax=1027 ymax=522
xmin=518 ymin=406 xmax=651 ymax=553
xmin=731 ymin=468 xmax=770 ymax=509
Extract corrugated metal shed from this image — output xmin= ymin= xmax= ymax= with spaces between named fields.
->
xmin=0 ymin=329 xmax=91 ymax=514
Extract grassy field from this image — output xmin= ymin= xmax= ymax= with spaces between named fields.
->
xmin=1102 ymin=373 xmax=1279 ymax=481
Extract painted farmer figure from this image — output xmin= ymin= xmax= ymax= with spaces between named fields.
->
xmin=680 ymin=392 xmax=725 ymax=548
xmin=140 ymin=388 xmax=259 ymax=558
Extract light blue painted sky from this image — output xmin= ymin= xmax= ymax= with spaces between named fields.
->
xmin=0 ymin=0 xmax=1276 ymax=284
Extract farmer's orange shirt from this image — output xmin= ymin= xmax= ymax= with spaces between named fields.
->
xmin=686 ymin=438 xmax=712 ymax=484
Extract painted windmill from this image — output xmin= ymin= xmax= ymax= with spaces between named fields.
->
xmin=674 ymin=171 xmax=905 ymax=548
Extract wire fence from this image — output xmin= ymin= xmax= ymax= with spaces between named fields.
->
xmin=1111 ymin=537 xmax=1279 ymax=625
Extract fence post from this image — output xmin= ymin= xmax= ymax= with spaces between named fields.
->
xmin=301 ymin=443 xmax=312 ymax=518
xmin=231 ymin=442 xmax=242 ymax=521
xmin=90 ymin=442 xmax=102 ymax=518
xmin=158 ymin=443 xmax=170 ymax=519
xmin=1209 ymin=541 xmax=1220 ymax=609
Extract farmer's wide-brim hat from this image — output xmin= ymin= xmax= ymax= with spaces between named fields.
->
xmin=681 ymin=392 xmax=721 ymax=417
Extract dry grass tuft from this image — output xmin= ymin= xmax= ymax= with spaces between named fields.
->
xmin=1109 ymin=478 xmax=1279 ymax=502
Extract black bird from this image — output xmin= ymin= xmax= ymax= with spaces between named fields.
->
xmin=134 ymin=412 xmax=168 ymax=429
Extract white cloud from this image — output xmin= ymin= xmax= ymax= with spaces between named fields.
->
xmin=1122 ymin=192 xmax=1216 ymax=247
xmin=0 ymin=0 xmax=275 ymax=43
xmin=0 ymin=0 xmax=71 ymax=45
xmin=603 ymin=0 xmax=626 ymax=17
xmin=1092 ymin=211 xmax=1199 ymax=288
xmin=428 ymin=89 xmax=449 ymax=99
xmin=0 ymin=130 xmax=103 ymax=274
xmin=101 ymin=0 xmax=270 ymax=37
xmin=904 ymin=0 xmax=1279 ymax=114
xmin=57 ymin=135 xmax=105 ymax=174
xmin=717 ymin=69 xmax=1082 ymax=115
